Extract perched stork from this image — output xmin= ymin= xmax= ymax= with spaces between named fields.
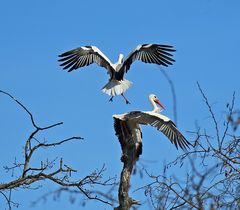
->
xmin=58 ymin=44 xmax=175 ymax=104
xmin=113 ymin=94 xmax=191 ymax=158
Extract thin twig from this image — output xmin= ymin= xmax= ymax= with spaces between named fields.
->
xmin=159 ymin=68 xmax=178 ymax=125
xmin=197 ymin=82 xmax=220 ymax=146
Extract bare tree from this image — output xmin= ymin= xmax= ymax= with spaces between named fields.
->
xmin=0 ymin=90 xmax=116 ymax=209
xmin=135 ymin=83 xmax=240 ymax=209
xmin=3 ymin=80 xmax=239 ymax=210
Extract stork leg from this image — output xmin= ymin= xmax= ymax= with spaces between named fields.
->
xmin=121 ymin=94 xmax=130 ymax=104
xmin=109 ymin=96 xmax=114 ymax=102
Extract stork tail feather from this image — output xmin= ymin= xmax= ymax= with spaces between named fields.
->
xmin=102 ymin=79 xmax=132 ymax=96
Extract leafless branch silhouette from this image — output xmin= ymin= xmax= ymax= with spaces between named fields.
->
xmin=0 ymin=90 xmax=116 ymax=209
xmin=135 ymin=83 xmax=240 ymax=209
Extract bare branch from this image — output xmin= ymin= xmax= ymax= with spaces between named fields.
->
xmin=197 ymin=82 xmax=221 ymax=147
xmin=0 ymin=90 xmax=114 ymax=209
xmin=134 ymin=88 xmax=240 ymax=209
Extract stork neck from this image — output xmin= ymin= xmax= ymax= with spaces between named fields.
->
xmin=117 ymin=54 xmax=124 ymax=64
xmin=150 ymin=100 xmax=160 ymax=113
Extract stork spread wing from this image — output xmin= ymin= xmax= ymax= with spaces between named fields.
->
xmin=117 ymin=44 xmax=176 ymax=79
xmin=58 ymin=46 xmax=115 ymax=75
xmin=122 ymin=111 xmax=191 ymax=150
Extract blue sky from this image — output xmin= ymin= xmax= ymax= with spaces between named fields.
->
xmin=0 ymin=0 xmax=240 ymax=209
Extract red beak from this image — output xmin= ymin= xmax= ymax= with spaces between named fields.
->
xmin=154 ymin=99 xmax=165 ymax=110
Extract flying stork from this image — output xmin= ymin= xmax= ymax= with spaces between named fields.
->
xmin=58 ymin=44 xmax=175 ymax=104
xmin=113 ymin=94 xmax=191 ymax=158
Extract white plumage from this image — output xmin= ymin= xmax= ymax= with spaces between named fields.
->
xmin=113 ymin=94 xmax=191 ymax=157
xmin=58 ymin=44 xmax=175 ymax=103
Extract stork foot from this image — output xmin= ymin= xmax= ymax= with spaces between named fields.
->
xmin=109 ymin=96 xmax=114 ymax=102
xmin=121 ymin=94 xmax=131 ymax=104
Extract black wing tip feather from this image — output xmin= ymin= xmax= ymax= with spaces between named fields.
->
xmin=157 ymin=46 xmax=176 ymax=52
xmin=58 ymin=51 xmax=73 ymax=57
xmin=176 ymin=134 xmax=192 ymax=150
xmin=167 ymin=121 xmax=192 ymax=150
xmin=58 ymin=53 xmax=66 ymax=58
xmin=158 ymin=44 xmax=174 ymax=48
xmin=58 ymin=51 xmax=76 ymax=70
xmin=141 ymin=43 xmax=176 ymax=52
xmin=58 ymin=48 xmax=90 ymax=71
xmin=158 ymin=57 xmax=175 ymax=66
xmin=58 ymin=50 xmax=77 ymax=57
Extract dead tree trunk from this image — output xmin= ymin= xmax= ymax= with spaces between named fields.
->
xmin=115 ymin=143 xmax=140 ymax=210
xmin=114 ymin=119 xmax=142 ymax=210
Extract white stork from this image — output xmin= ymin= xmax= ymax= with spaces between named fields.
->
xmin=58 ymin=44 xmax=175 ymax=104
xmin=113 ymin=94 xmax=191 ymax=157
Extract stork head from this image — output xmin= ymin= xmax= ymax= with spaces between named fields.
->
xmin=118 ymin=53 xmax=124 ymax=64
xmin=149 ymin=94 xmax=165 ymax=112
